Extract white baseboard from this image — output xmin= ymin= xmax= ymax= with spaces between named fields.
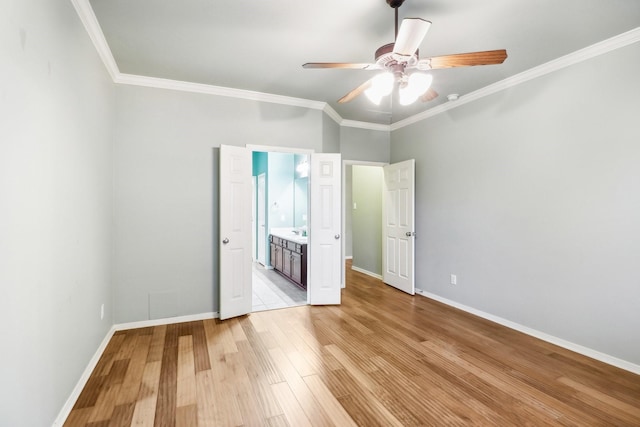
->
xmin=52 ymin=325 xmax=117 ymax=426
xmin=415 ymin=289 xmax=640 ymax=375
xmin=115 ymin=311 xmax=219 ymax=331
xmin=350 ymin=265 xmax=382 ymax=280
xmin=54 ymin=311 xmax=219 ymax=426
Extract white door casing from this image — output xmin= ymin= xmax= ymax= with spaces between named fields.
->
xmin=309 ymin=153 xmax=342 ymax=305
xmin=382 ymin=159 xmax=415 ymax=295
xmin=219 ymin=145 xmax=253 ymax=320
xmin=257 ymin=173 xmax=266 ymax=266
xmin=252 ymin=176 xmax=256 ymax=261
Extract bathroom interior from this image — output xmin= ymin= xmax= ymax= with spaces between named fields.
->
xmin=252 ymin=151 xmax=309 ymax=312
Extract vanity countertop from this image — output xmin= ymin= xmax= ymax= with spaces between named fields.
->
xmin=270 ymin=228 xmax=308 ymax=245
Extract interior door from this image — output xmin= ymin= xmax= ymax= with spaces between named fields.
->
xmin=382 ymin=159 xmax=415 ymax=295
xmin=219 ymin=145 xmax=253 ymax=320
xmin=309 ymin=153 xmax=342 ymax=305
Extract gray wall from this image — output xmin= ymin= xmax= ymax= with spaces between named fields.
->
xmin=340 ymin=126 xmax=390 ymax=162
xmin=352 ymin=166 xmax=384 ymax=276
xmin=322 ymin=112 xmax=340 ymax=153
xmin=112 ymin=85 xmax=324 ymax=323
xmin=0 ymin=1 xmax=115 ymax=425
xmin=391 ymin=42 xmax=640 ymax=365
xmin=344 ymin=166 xmax=353 ymax=258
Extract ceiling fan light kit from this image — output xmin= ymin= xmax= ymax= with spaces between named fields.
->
xmin=365 ymin=72 xmax=395 ymax=105
xmin=399 ymin=72 xmax=433 ymax=105
xmin=303 ymin=0 xmax=507 ymax=107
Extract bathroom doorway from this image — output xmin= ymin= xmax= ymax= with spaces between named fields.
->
xmin=250 ymin=148 xmax=310 ymax=312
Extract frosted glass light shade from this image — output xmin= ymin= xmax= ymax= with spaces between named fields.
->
xmin=399 ymin=73 xmax=433 ymax=105
xmin=365 ymin=72 xmax=394 ymax=105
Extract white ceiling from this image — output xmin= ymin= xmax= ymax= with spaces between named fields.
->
xmin=88 ymin=0 xmax=640 ymax=125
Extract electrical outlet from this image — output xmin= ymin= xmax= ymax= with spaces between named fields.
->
xmin=100 ymin=303 xmax=105 ymax=320
xmin=450 ymin=274 xmax=457 ymax=285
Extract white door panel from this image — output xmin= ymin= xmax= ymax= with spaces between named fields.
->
xmin=382 ymin=159 xmax=415 ymax=295
xmin=309 ymin=154 xmax=341 ymax=305
xmin=219 ymin=145 xmax=253 ymax=319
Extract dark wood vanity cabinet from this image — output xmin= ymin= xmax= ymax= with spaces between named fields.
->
xmin=270 ymin=240 xmax=282 ymax=272
xmin=269 ymin=235 xmax=307 ymax=290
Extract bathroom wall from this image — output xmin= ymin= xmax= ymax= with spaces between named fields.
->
xmin=267 ymin=152 xmax=295 ymax=229
xmin=294 ymin=154 xmax=309 ymax=229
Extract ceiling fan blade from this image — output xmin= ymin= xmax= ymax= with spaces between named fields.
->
xmin=338 ymin=78 xmax=374 ymax=104
xmin=393 ymin=18 xmax=431 ymax=59
xmin=427 ymin=49 xmax=507 ymax=69
xmin=420 ymin=87 xmax=438 ymax=102
xmin=302 ymin=62 xmax=380 ymax=70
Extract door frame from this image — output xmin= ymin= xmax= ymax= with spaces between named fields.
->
xmin=246 ymin=144 xmax=314 ymax=304
xmin=341 ymin=160 xmax=387 ymax=288
xmin=256 ymin=173 xmax=266 ymax=266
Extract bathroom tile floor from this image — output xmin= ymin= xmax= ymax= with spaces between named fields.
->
xmin=252 ymin=262 xmax=307 ymax=312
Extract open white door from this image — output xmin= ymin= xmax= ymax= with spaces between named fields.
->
xmin=309 ymin=153 xmax=342 ymax=305
xmin=382 ymin=159 xmax=415 ymax=295
xmin=219 ymin=145 xmax=253 ymax=320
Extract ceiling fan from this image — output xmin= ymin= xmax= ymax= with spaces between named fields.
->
xmin=302 ymin=0 xmax=507 ymax=106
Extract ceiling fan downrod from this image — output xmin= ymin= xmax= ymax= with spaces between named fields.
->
xmin=386 ymin=0 xmax=405 ymax=39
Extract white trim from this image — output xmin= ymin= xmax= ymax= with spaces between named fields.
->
xmin=53 ymin=311 xmax=219 ymax=425
xmin=52 ymin=325 xmax=117 ymax=427
xmin=71 ymin=0 xmax=639 ymax=131
xmin=323 ymin=104 xmax=343 ymax=125
xmin=341 ymin=119 xmax=391 ymax=132
xmin=351 ymin=265 xmax=383 ymax=280
xmin=114 ymin=311 xmax=218 ymax=331
xmin=114 ymin=73 xmax=394 ymax=132
xmin=115 ymin=73 xmax=326 ymax=110
xmin=246 ymin=144 xmax=314 ymax=155
xmin=69 ymin=0 xmax=119 ymax=80
xmin=391 ymin=27 xmax=640 ymax=131
xmin=415 ymin=289 xmax=640 ymax=375
xmin=343 ymin=160 xmax=388 ymax=167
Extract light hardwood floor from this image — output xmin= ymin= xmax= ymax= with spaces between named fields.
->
xmin=65 ymin=262 xmax=640 ymax=426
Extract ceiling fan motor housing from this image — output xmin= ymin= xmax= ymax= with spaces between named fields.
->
xmin=375 ymin=43 xmax=418 ymax=69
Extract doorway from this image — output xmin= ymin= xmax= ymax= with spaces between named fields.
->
xmin=341 ymin=159 xmax=417 ymax=295
xmin=219 ymin=145 xmax=343 ymax=320
xmin=342 ymin=161 xmax=386 ymax=286
xmin=251 ymin=149 xmax=310 ymax=312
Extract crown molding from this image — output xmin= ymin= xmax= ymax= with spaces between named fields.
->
xmin=116 ymin=73 xmax=392 ymax=131
xmin=391 ymin=26 xmax=640 ymax=131
xmin=115 ymin=73 xmax=326 ymax=110
xmin=71 ymin=0 xmax=638 ymax=133
xmin=322 ymin=104 xmax=343 ymax=125
xmin=323 ymin=104 xmax=392 ymax=131
xmin=340 ymin=120 xmax=391 ymax=132
xmin=70 ymin=0 xmax=119 ymax=80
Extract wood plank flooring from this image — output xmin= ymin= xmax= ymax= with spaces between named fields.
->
xmin=65 ymin=262 xmax=640 ymax=426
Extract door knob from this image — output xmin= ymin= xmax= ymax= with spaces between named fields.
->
xmin=222 ymin=238 xmax=229 ymax=244
xmin=334 ymin=234 xmax=341 ymax=240
xmin=405 ymin=231 xmax=415 ymax=237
